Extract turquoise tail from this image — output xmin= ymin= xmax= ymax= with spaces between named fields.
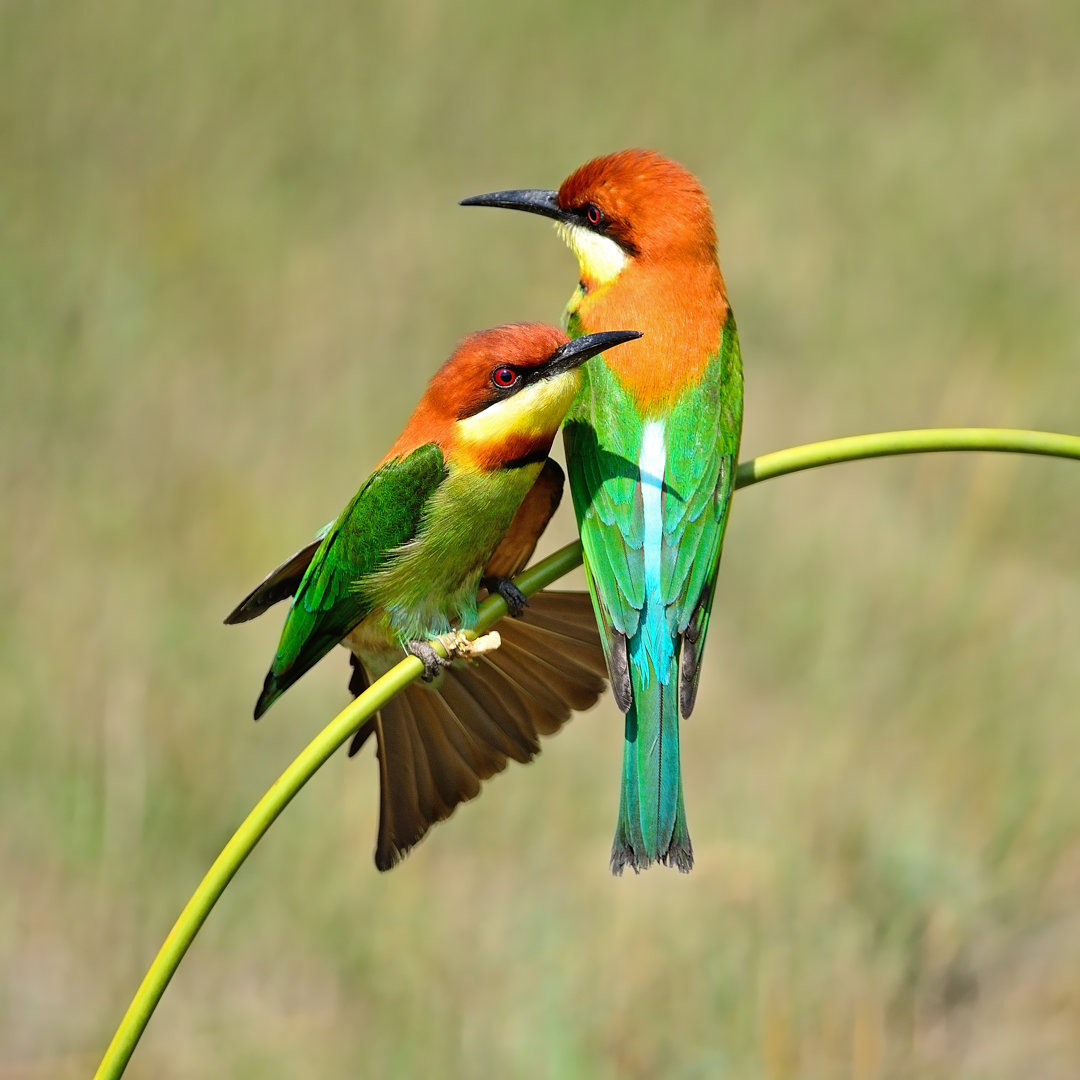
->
xmin=611 ymin=607 xmax=692 ymax=873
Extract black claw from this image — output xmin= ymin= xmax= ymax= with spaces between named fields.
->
xmin=481 ymin=576 xmax=529 ymax=618
xmin=406 ymin=640 xmax=451 ymax=682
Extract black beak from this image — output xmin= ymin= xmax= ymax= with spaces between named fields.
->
xmin=543 ymin=330 xmax=642 ymax=377
xmin=460 ymin=188 xmax=578 ymax=226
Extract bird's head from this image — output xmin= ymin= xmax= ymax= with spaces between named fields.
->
xmin=461 ymin=149 xmax=718 ymax=289
xmin=387 ymin=324 xmax=641 ymax=470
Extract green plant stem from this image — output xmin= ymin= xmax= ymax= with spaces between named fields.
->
xmin=734 ymin=427 xmax=1080 ymax=488
xmin=94 ymin=427 xmax=1080 ymax=1079
xmin=93 ymin=543 xmax=583 ymax=1079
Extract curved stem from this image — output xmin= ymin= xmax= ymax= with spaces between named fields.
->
xmin=734 ymin=427 xmax=1080 ymax=488
xmin=94 ymin=427 xmax=1080 ymax=1079
xmin=93 ymin=544 xmax=583 ymax=1079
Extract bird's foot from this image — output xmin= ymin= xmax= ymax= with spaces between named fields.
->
xmin=407 ymin=630 xmax=502 ymax=680
xmin=405 ymin=640 xmax=454 ymax=682
xmin=481 ymin=575 xmax=529 ymax=617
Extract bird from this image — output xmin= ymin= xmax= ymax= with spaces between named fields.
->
xmin=225 ymin=322 xmax=641 ymax=869
xmin=462 ymin=150 xmax=744 ymax=873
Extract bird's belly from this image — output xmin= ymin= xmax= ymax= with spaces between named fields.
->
xmin=346 ymin=462 xmax=541 ymax=665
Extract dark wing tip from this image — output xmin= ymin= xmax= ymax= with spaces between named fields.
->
xmin=224 ymin=595 xmax=263 ymax=624
xmin=610 ymin=632 xmax=632 ymax=712
xmin=253 ymin=673 xmax=279 ymax=720
xmin=679 ymin=635 xmax=700 ymax=718
xmin=223 ymin=590 xmax=280 ymax=625
xmin=375 ymin=845 xmax=404 ymax=872
xmin=223 ymin=536 xmax=325 ymax=625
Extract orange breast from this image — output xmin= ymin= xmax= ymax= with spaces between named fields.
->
xmin=577 ymin=258 xmax=728 ymax=413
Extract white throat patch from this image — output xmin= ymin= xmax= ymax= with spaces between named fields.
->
xmin=554 ymin=221 xmax=629 ymax=286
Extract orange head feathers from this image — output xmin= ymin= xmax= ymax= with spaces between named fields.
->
xmin=556 ymin=149 xmax=718 ymax=264
xmin=381 ymin=324 xmax=641 ymax=469
xmin=423 ymin=323 xmax=566 ymax=424
xmin=462 ymin=150 xmax=728 ymax=410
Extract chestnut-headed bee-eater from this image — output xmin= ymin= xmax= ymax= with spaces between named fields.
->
xmin=227 ymin=323 xmax=641 ymax=869
xmin=463 ymin=151 xmax=744 ymax=873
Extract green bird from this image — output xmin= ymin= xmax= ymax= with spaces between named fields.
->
xmin=464 ymin=150 xmax=744 ymax=872
xmin=226 ymin=323 xmax=640 ymax=869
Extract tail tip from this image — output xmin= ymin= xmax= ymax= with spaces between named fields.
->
xmin=610 ymin=842 xmax=639 ymax=876
xmin=662 ymin=843 xmax=694 ymax=874
xmin=609 ymin=838 xmax=694 ymax=876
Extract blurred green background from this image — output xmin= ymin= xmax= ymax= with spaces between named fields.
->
xmin=3 ymin=1 xmax=1079 ymax=1076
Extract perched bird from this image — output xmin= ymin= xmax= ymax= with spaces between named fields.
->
xmin=463 ymin=150 xmax=744 ymax=873
xmin=226 ymin=323 xmax=640 ymax=869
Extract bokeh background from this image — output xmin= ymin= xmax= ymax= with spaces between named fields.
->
xmin=3 ymin=1 xmax=1080 ymax=1076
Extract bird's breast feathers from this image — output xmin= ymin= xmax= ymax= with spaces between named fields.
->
xmin=351 ymin=461 xmax=543 ymax=651
xmin=566 ymin=264 xmax=729 ymax=413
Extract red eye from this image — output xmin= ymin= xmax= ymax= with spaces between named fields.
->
xmin=491 ymin=366 xmax=518 ymax=388
xmin=586 ymin=203 xmax=603 ymax=226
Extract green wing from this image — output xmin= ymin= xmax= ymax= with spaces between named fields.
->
xmin=563 ymin=309 xmax=742 ymax=716
xmin=664 ymin=314 xmax=742 ymax=714
xmin=563 ymin=363 xmax=645 ymax=708
xmin=254 ymin=443 xmax=447 ymax=718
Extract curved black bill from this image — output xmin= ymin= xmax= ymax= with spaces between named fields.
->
xmin=543 ymin=330 xmax=642 ymax=376
xmin=460 ymin=188 xmax=577 ymax=226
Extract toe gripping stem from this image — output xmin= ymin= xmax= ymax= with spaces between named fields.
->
xmin=406 ymin=630 xmax=503 ymax=681
xmin=480 ymin=576 xmax=529 ymax=618
xmin=405 ymin=640 xmax=452 ymax=682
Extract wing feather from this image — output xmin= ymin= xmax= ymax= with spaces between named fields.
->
xmin=564 ymin=312 xmax=742 ymax=718
xmin=352 ymin=591 xmax=608 ymax=869
xmin=254 ymin=443 xmax=447 ymax=717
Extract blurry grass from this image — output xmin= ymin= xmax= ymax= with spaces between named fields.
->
xmin=2 ymin=0 xmax=1079 ymax=1077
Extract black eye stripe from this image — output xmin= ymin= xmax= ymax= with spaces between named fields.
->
xmin=575 ymin=205 xmax=639 ymax=257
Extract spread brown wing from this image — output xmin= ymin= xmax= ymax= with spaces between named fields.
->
xmin=347 ymin=589 xmax=606 ymax=871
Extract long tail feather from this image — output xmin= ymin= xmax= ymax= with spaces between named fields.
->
xmin=611 ymin=613 xmax=692 ymax=874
